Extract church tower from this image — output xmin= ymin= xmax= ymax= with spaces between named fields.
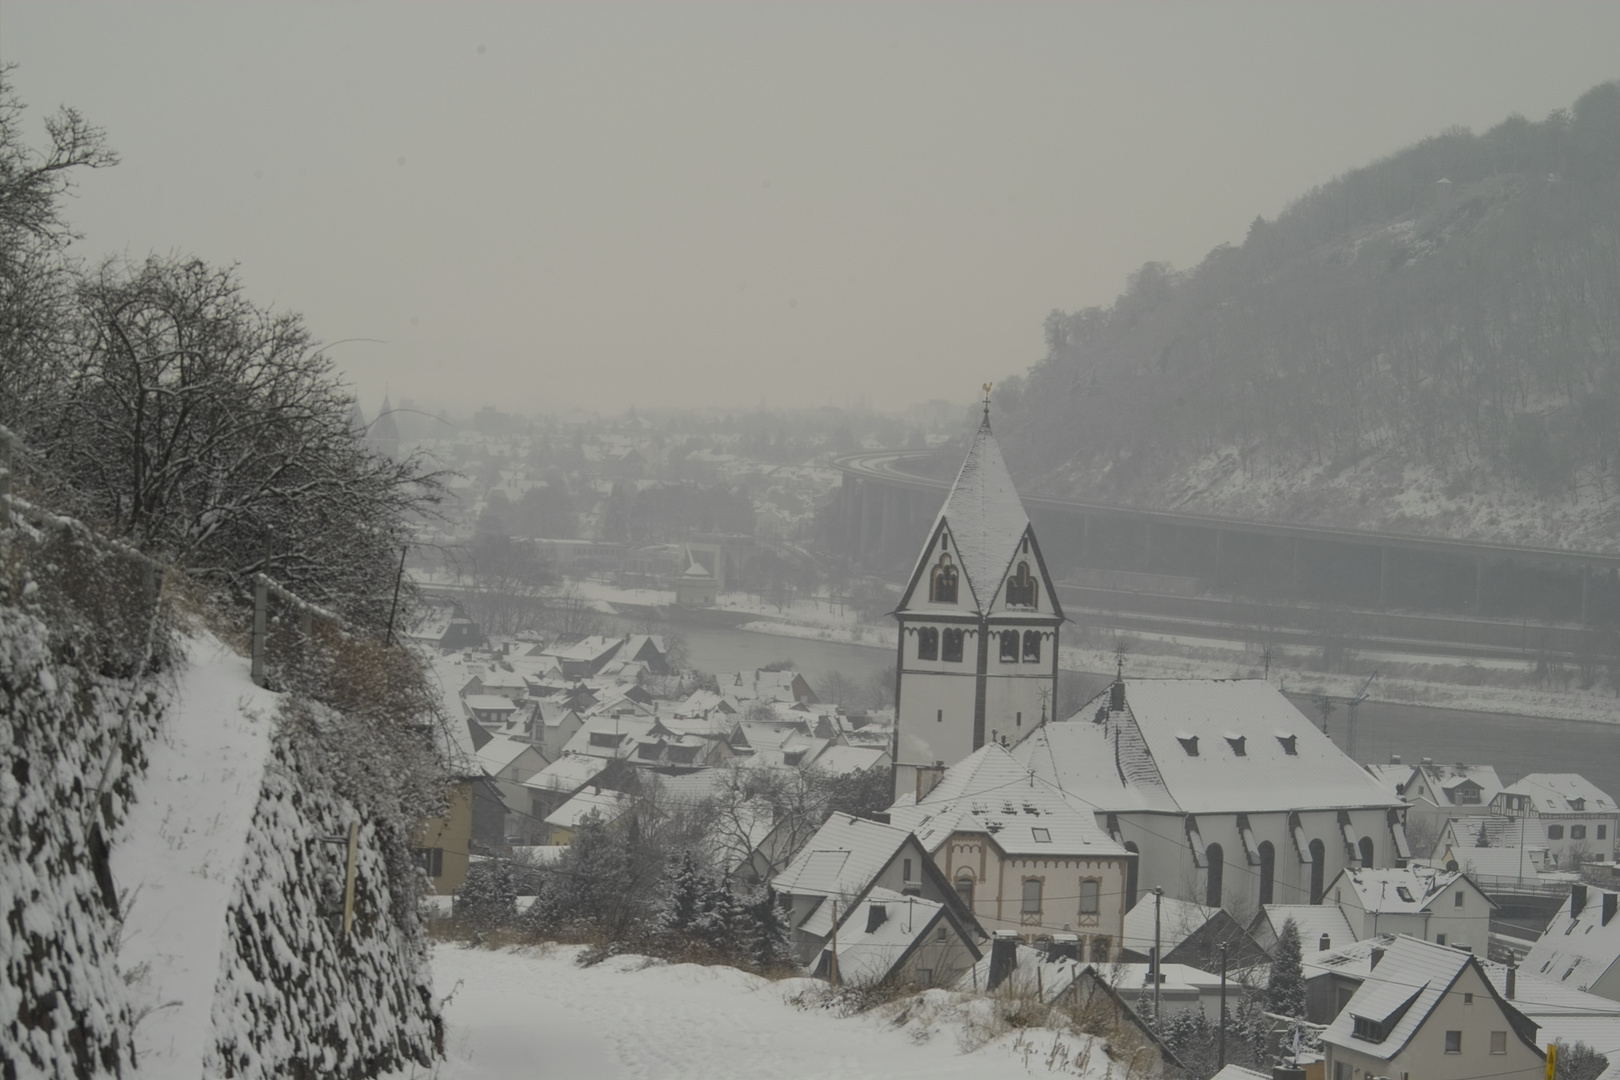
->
xmin=892 ymin=392 xmax=1063 ymax=803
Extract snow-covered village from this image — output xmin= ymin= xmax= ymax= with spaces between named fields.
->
xmin=8 ymin=7 xmax=1620 ymax=1080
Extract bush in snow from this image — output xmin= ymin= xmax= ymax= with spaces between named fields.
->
xmin=455 ymin=860 xmax=518 ymax=933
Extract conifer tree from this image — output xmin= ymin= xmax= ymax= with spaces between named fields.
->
xmin=455 ymin=859 xmax=516 ymax=932
xmin=1266 ymin=917 xmax=1306 ymax=1019
xmin=659 ymin=851 xmax=705 ymax=937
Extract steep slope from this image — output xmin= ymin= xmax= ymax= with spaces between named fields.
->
xmin=995 ymin=80 xmax=1620 ymax=550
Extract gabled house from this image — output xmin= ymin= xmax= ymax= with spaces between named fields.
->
xmin=463 ymin=693 xmax=520 ymax=733
xmin=407 ymin=598 xmax=484 ymax=652
xmin=772 ymin=813 xmax=983 ymax=968
xmin=560 ymin=715 xmax=657 ymax=761
xmin=715 ymin=668 xmax=819 ymax=705
xmin=1325 ymin=866 xmax=1494 ymax=954
xmin=888 ymin=744 xmax=1132 ymax=954
xmin=539 ymin=635 xmax=625 ymax=679
xmin=1250 ymin=903 xmax=1360 ymax=956
xmin=1379 ymin=760 xmax=1504 ymax=846
xmin=1493 ymin=774 xmax=1617 ymax=868
xmin=1523 ymin=885 xmax=1620 ymax=1002
xmin=543 ymin=787 xmax=641 ymax=846
xmin=1120 ymin=893 xmax=1264 ymax=970
xmin=520 ymin=753 xmax=610 ymax=824
xmin=812 ymin=887 xmax=981 ymax=990
xmin=1012 ymin=678 xmax=1407 ymax=917
xmin=460 ymin=664 xmax=531 ymax=702
xmin=1321 ymin=935 xmax=1543 ymax=1080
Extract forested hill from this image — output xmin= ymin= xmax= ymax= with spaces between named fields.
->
xmin=991 ymin=80 xmax=1620 ymax=552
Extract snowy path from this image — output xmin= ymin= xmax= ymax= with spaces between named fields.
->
xmin=416 ymin=944 xmax=1036 ymax=1079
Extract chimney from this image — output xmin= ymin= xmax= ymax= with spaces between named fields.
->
xmin=1421 ymin=757 xmax=1432 ymax=766
xmin=1389 ymin=754 xmax=1402 ymax=764
xmin=1370 ymin=947 xmax=1385 ymax=970
xmin=1273 ymin=1068 xmax=1307 ymax=1080
xmin=1047 ymin=934 xmax=1080 ymax=963
xmin=1604 ymin=892 xmax=1618 ymax=927
xmin=1572 ymin=884 xmax=1589 ymax=917
xmin=987 ymin=932 xmax=1020 ymax=991
xmin=865 ymin=904 xmax=887 ymax=933
xmin=1110 ymin=680 xmax=1126 ymax=712
xmin=1319 ymin=933 xmax=1332 ymax=952
xmin=1505 ymin=963 xmax=1517 ymax=1000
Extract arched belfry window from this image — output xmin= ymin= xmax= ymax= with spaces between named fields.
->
xmin=1022 ymin=630 xmax=1042 ymax=663
xmin=930 ymin=553 xmax=958 ymax=603
xmin=917 ymin=627 xmax=939 ymax=661
xmin=1000 ymin=630 xmax=1019 ymax=662
xmin=1006 ymin=561 xmax=1038 ymax=608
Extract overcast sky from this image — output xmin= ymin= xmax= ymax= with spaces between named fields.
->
xmin=4 ymin=4 xmax=1619 ymax=417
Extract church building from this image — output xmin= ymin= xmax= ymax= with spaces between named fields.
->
xmin=891 ymin=396 xmax=1062 ymax=803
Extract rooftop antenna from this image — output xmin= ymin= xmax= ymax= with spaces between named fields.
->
xmin=982 ymin=382 xmax=992 ymax=423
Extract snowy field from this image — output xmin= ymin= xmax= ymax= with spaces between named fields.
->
xmin=396 ymin=943 xmax=1069 ymax=1079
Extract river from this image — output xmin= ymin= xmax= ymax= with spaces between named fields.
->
xmin=609 ymin=617 xmax=1620 ymax=798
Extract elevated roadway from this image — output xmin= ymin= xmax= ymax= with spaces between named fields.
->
xmin=833 ymin=450 xmax=1620 ymax=662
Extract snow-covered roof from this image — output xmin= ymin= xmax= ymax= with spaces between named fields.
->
xmin=1122 ymin=895 xmax=1221 ymax=955
xmin=773 ymin=814 xmax=911 ymax=903
xmin=888 ymin=744 xmax=1126 ymax=859
xmin=1210 ymin=1067 xmax=1269 ymax=1080
xmin=1252 ymin=904 xmax=1359 ymax=952
xmin=1400 ymin=762 xmax=1503 ymax=806
xmin=1320 ymin=936 xmax=1531 ymax=1062
xmin=463 ymin=693 xmax=520 ymax=714
xmin=954 ymin=942 xmax=1086 ymax=1002
xmin=1330 ymin=866 xmax=1471 ymax=915
xmin=1300 ymin=933 xmax=1398 ymax=984
xmin=474 ymin=735 xmax=544 ymax=779
xmin=808 ymin=746 xmax=889 ymax=777
xmin=820 ymin=888 xmax=955 ymax=986
xmin=545 ymin=788 xmax=636 ymax=830
xmin=542 ymin=635 xmax=624 ymax=664
xmin=1523 ymin=888 xmax=1620 ymax=992
xmin=523 ymin=754 xmax=608 ymax=793
xmin=1016 ymin=680 xmax=1401 ymax=815
xmin=561 ymin=715 xmax=656 ymax=759
xmin=908 ymin=416 xmax=1030 ymax=613
xmin=1501 ymin=774 xmax=1615 ymax=814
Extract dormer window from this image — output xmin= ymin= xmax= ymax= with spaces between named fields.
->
xmin=1276 ymin=734 xmax=1298 ymax=756
xmin=1351 ymin=1015 xmax=1386 ymax=1043
xmin=930 ymin=553 xmax=958 ymax=603
xmin=1006 ymin=562 xmax=1038 ymax=608
xmin=1225 ymin=735 xmax=1246 ymax=757
xmin=1570 ymin=797 xmax=1586 ymax=811
xmin=1177 ymin=735 xmax=1199 ymax=757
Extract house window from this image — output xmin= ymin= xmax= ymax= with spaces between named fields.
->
xmin=1490 ymin=1031 xmax=1507 ymax=1055
xmin=1023 ymin=631 xmax=1041 ymax=663
xmin=930 ymin=554 xmax=958 ymax=603
xmin=1022 ymin=878 xmax=1042 ymax=914
xmin=917 ymin=967 xmax=933 ymax=987
xmin=414 ymin=847 xmax=444 ymax=878
xmin=1000 ymin=630 xmax=1019 ymax=662
xmin=1006 ymin=562 xmax=1038 ymax=608
xmin=1436 ymin=933 xmax=1447 ymax=946
xmin=943 ymin=629 xmax=965 ymax=662
xmin=955 ymin=874 xmax=975 ymax=909
xmin=936 ymin=709 xmax=943 ymax=723
xmin=1464 ymin=992 xmax=1474 ymax=1004
xmin=1445 ymin=1030 xmax=1462 ymax=1053
xmin=1572 ymin=825 xmax=1587 ymax=840
xmin=1600 ymin=825 xmax=1608 ymax=839
xmin=1548 ymin=825 xmax=1565 ymax=839
xmin=1206 ymin=844 xmax=1224 ymax=907
xmin=1359 ymin=836 xmax=1375 ymax=869
xmin=903 ymin=858 xmax=913 ymax=881
xmin=1309 ymin=839 xmax=1326 ymax=903
xmin=1258 ymin=841 xmax=1275 ymax=906
xmin=1352 ymin=1016 xmax=1384 ymax=1043
xmin=1571 ymin=798 xmax=1586 ymax=811
xmin=1090 ymin=936 xmax=1110 ymax=962
xmin=1080 ymin=879 xmax=1100 ymax=915
xmin=917 ymin=627 xmax=938 ymax=660
xmin=1455 ymin=891 xmax=1465 ymax=907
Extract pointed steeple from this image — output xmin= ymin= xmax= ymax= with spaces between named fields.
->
xmin=906 ymin=399 xmax=1030 ymax=610
xmin=369 ymin=395 xmax=401 ymax=460
xmin=346 ymin=396 xmax=368 ymax=440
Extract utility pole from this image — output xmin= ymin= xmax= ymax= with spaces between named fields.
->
xmin=829 ymin=899 xmax=839 ymax=988
xmin=1218 ymin=941 xmax=1229 ymax=1069
xmin=1152 ymin=886 xmax=1164 ymax=1024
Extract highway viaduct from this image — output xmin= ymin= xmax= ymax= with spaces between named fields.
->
xmin=831 ymin=450 xmax=1620 ymax=662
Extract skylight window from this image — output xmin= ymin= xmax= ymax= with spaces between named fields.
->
xmin=1032 ymin=828 xmax=1052 ymax=843
xmin=1396 ymin=886 xmax=1415 ymax=902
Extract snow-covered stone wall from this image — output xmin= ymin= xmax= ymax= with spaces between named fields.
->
xmin=205 ymin=728 xmax=442 ymax=1079
xmin=1 ymin=519 xmax=170 ymax=1079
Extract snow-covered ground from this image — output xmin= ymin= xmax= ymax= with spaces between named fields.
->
xmin=397 ymin=943 xmax=1086 ymax=1079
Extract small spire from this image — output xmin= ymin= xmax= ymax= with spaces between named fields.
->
xmin=982 ymin=382 xmax=993 ymax=423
